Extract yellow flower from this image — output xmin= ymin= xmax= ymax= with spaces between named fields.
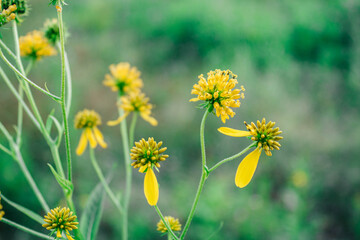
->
xmin=108 ymin=91 xmax=157 ymax=127
xmin=0 ymin=195 xmax=4 ymax=221
xmin=130 ymin=137 xmax=169 ymax=206
xmin=42 ymin=207 xmax=78 ymax=240
xmin=103 ymin=62 xmax=143 ymax=95
xmin=218 ymin=118 xmax=283 ymax=188
xmin=0 ymin=4 xmax=16 ymax=27
xmin=292 ymin=170 xmax=308 ymax=188
xmin=19 ymin=30 xmax=57 ymax=60
xmin=157 ymin=216 xmax=182 ymax=233
xmin=190 ymin=69 xmax=245 ymax=123
xmin=74 ymin=109 xmax=107 ymax=156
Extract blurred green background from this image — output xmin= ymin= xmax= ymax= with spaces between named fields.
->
xmin=1 ymin=0 xmax=360 ymax=239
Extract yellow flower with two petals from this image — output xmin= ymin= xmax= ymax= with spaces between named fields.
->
xmin=74 ymin=109 xmax=107 ymax=156
xmin=218 ymin=118 xmax=283 ymax=188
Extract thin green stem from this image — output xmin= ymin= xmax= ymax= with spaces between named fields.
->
xmin=154 ymin=205 xmax=179 ymax=240
xmin=90 ymin=147 xmax=123 ymax=214
xmin=168 ymin=233 xmax=173 ymax=240
xmin=180 ymin=110 xmax=209 ymax=239
xmin=1 ymin=218 xmax=52 ymax=239
xmin=12 ymin=21 xmax=25 ymax=74
xmin=57 ymin=42 xmax=72 ymax=116
xmin=0 ymin=39 xmax=16 ymax=60
xmin=49 ymin=145 xmax=66 ymax=181
xmin=129 ymin=112 xmax=138 ymax=146
xmin=119 ymin=107 xmax=131 ymax=240
xmin=208 ymin=143 xmax=256 ymax=173
xmin=0 ymin=143 xmax=12 ymax=156
xmin=57 ymin=3 xmax=72 ymax=181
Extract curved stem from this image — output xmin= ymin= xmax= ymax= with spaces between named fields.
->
xmin=0 ymin=39 xmax=16 ymax=60
xmin=119 ymin=107 xmax=131 ymax=240
xmin=154 ymin=205 xmax=179 ymax=240
xmin=208 ymin=143 xmax=255 ymax=173
xmin=128 ymin=112 xmax=137 ymax=146
xmin=1 ymin=218 xmax=52 ymax=239
xmin=180 ymin=110 xmax=210 ymax=239
xmin=90 ymin=147 xmax=123 ymax=214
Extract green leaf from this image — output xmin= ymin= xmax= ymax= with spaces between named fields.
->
xmin=0 ymin=193 xmax=44 ymax=224
xmin=45 ymin=109 xmax=55 ymax=134
xmin=47 ymin=164 xmax=73 ymax=192
xmin=49 ymin=116 xmax=63 ymax=146
xmin=80 ymin=183 xmax=106 ymax=240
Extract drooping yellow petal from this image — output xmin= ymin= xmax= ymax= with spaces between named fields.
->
xmin=107 ymin=112 xmax=129 ymax=126
xmin=140 ymin=113 xmax=158 ymax=126
xmin=93 ymin=127 xmax=107 ymax=149
xmin=235 ymin=148 xmax=262 ymax=188
xmin=85 ymin=128 xmax=97 ymax=148
xmin=57 ymin=229 xmax=62 ymax=238
xmin=218 ymin=127 xmax=252 ymax=137
xmin=189 ymin=97 xmax=200 ymax=102
xmin=76 ymin=131 xmax=88 ymax=156
xmin=66 ymin=234 xmax=75 ymax=240
xmin=144 ymin=168 xmax=159 ymax=206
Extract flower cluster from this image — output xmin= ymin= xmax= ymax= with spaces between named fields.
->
xmin=0 ymin=4 xmax=16 ymax=27
xmin=218 ymin=118 xmax=283 ymax=188
xmin=130 ymin=137 xmax=168 ymax=205
xmin=74 ymin=109 xmax=107 ymax=156
xmin=1 ymin=0 xmax=26 ymax=15
xmin=42 ymin=207 xmax=78 ymax=240
xmin=19 ymin=30 xmax=57 ymax=60
xmin=190 ymin=69 xmax=245 ymax=123
xmin=157 ymin=216 xmax=181 ymax=233
xmin=0 ymin=195 xmax=4 ymax=221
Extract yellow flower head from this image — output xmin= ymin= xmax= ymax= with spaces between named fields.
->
xmin=190 ymin=69 xmax=245 ymax=123
xmin=103 ymin=62 xmax=143 ymax=95
xmin=218 ymin=118 xmax=283 ymax=188
xmin=1 ymin=0 xmax=26 ymax=15
xmin=0 ymin=195 xmax=5 ymax=221
xmin=157 ymin=216 xmax=182 ymax=233
xmin=74 ymin=109 xmax=107 ymax=156
xmin=108 ymin=91 xmax=158 ymax=127
xmin=19 ymin=30 xmax=57 ymax=60
xmin=42 ymin=207 xmax=78 ymax=240
xmin=130 ymin=137 xmax=169 ymax=206
xmin=0 ymin=4 xmax=16 ymax=27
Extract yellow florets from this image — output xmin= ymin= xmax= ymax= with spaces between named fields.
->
xmin=19 ymin=30 xmax=57 ymax=60
xmin=190 ymin=69 xmax=245 ymax=123
xmin=157 ymin=216 xmax=182 ymax=233
xmin=130 ymin=137 xmax=168 ymax=172
xmin=244 ymin=118 xmax=283 ymax=156
xmin=103 ymin=62 xmax=143 ymax=95
xmin=0 ymin=195 xmax=5 ymax=221
xmin=0 ymin=4 xmax=16 ymax=27
xmin=74 ymin=109 xmax=101 ymax=129
xmin=42 ymin=207 xmax=78 ymax=240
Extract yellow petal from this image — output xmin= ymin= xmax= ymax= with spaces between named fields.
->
xmin=189 ymin=98 xmax=200 ymax=102
xmin=93 ymin=127 xmax=107 ymax=149
xmin=107 ymin=112 xmax=129 ymax=126
xmin=218 ymin=127 xmax=252 ymax=137
xmin=140 ymin=113 xmax=158 ymax=126
xmin=76 ymin=131 xmax=88 ymax=156
xmin=139 ymin=165 xmax=147 ymax=173
xmin=57 ymin=229 xmax=62 ymax=238
xmin=235 ymin=148 xmax=262 ymax=188
xmin=85 ymin=128 xmax=97 ymax=148
xmin=144 ymin=168 xmax=159 ymax=206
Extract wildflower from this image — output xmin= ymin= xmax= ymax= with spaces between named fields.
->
xmin=103 ymin=62 xmax=143 ymax=95
xmin=74 ymin=109 xmax=107 ymax=156
xmin=43 ymin=18 xmax=60 ymax=45
xmin=130 ymin=137 xmax=169 ymax=206
xmin=108 ymin=91 xmax=157 ymax=127
xmin=292 ymin=170 xmax=308 ymax=188
xmin=218 ymin=118 xmax=283 ymax=188
xmin=0 ymin=4 xmax=16 ymax=27
xmin=42 ymin=207 xmax=78 ymax=240
xmin=1 ymin=0 xmax=26 ymax=15
xmin=0 ymin=195 xmax=4 ymax=221
xmin=190 ymin=69 xmax=245 ymax=123
xmin=157 ymin=216 xmax=181 ymax=233
xmin=19 ymin=30 xmax=57 ymax=60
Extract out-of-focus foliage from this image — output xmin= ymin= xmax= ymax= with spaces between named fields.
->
xmin=1 ymin=0 xmax=360 ymax=239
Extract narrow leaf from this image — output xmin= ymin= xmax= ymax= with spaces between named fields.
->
xmin=47 ymin=164 xmax=73 ymax=192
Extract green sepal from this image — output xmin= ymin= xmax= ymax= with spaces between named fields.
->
xmin=48 ymin=164 xmax=73 ymax=192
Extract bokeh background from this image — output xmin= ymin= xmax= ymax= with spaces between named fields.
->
xmin=1 ymin=0 xmax=360 ymax=239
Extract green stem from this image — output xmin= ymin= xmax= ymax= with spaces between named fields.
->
xmin=180 ymin=110 xmax=209 ymax=240
xmin=0 ymin=39 xmax=16 ymax=60
xmin=0 ymin=143 xmax=12 ymax=155
xmin=1 ymin=218 xmax=52 ymax=239
xmin=154 ymin=205 xmax=179 ymax=240
xmin=57 ymin=2 xmax=72 ymax=182
xmin=208 ymin=143 xmax=255 ymax=173
xmin=168 ymin=233 xmax=173 ymax=240
xmin=119 ymin=107 xmax=131 ymax=240
xmin=89 ymin=147 xmax=123 ymax=214
xmin=129 ymin=112 xmax=138 ymax=146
